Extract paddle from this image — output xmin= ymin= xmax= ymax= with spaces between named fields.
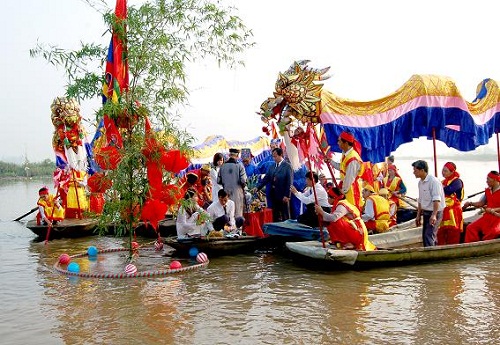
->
xmin=463 ymin=190 xmax=485 ymax=200
xmin=13 ymin=207 xmax=38 ymax=221
xmin=396 ymin=195 xmax=418 ymax=210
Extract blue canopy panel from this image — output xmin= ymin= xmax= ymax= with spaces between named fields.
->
xmin=319 ymin=75 xmax=500 ymax=163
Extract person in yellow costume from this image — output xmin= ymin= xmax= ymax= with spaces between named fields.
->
xmin=330 ymin=131 xmax=364 ymax=211
xmin=361 ymin=185 xmax=391 ymax=233
xmin=37 ymin=187 xmax=65 ymax=226
xmin=65 ymin=169 xmax=89 ymax=218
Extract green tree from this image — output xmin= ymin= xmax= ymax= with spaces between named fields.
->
xmin=30 ymin=0 xmax=254 ymax=246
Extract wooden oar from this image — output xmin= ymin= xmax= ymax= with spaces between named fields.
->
xmin=396 ymin=195 xmax=418 ymax=210
xmin=13 ymin=207 xmax=38 ymax=221
xmin=464 ymin=190 xmax=485 ymax=200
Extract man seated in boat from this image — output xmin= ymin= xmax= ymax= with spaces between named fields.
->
xmin=314 ymin=187 xmax=376 ymax=251
xmin=290 ymin=171 xmax=331 ymax=227
xmin=361 ymin=185 xmax=391 ymax=234
xmin=176 ymin=188 xmax=210 ymax=239
xmin=206 ymin=189 xmax=245 ymax=236
xmin=463 ymin=171 xmax=500 ymax=243
xmin=37 ymin=187 xmax=65 ymax=226
xmin=378 ymin=188 xmax=397 ymax=227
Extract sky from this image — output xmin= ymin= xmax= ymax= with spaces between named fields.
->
xmin=1 ymin=0 xmax=500 ymax=163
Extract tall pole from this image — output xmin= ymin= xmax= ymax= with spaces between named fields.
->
xmin=497 ymin=132 xmax=500 ymax=171
xmin=432 ymin=128 xmax=438 ymax=177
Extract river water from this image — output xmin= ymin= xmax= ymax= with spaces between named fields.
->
xmin=1 ymin=159 xmax=499 ymax=345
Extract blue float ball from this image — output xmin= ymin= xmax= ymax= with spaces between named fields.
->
xmin=188 ymin=247 xmax=199 ymax=257
xmin=67 ymin=262 xmax=80 ymax=273
xmin=87 ymin=246 xmax=98 ymax=256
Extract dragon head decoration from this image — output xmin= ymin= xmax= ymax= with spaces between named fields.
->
xmin=50 ymin=97 xmax=84 ymax=153
xmin=258 ymin=60 xmax=331 ymax=136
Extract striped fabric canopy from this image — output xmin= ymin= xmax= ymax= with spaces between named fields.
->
xmin=320 ymin=75 xmax=500 ymax=162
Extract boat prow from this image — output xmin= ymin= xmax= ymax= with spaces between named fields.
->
xmin=26 ymin=218 xmax=99 ymax=240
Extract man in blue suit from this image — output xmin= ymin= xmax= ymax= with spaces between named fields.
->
xmin=253 ymin=147 xmax=293 ymax=222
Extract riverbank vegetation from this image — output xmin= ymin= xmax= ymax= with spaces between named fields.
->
xmin=0 ymin=160 xmax=54 ymax=178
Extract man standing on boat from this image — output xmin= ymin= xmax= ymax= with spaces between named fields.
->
xmin=253 ymin=147 xmax=293 ymax=222
xmin=330 ymin=131 xmax=364 ymax=212
xmin=412 ymin=160 xmax=445 ymax=247
xmin=218 ymin=148 xmax=247 ymax=219
xmin=463 ymin=171 xmax=500 ymax=243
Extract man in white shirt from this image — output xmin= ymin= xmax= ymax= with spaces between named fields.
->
xmin=290 ymin=171 xmax=331 ymax=227
xmin=412 ymin=160 xmax=445 ymax=246
xmin=206 ymin=189 xmax=245 ymax=232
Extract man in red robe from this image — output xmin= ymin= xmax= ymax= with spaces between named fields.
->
xmin=463 ymin=171 xmax=500 ymax=242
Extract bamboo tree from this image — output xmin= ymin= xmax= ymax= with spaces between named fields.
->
xmin=30 ymin=0 xmax=254 ymax=241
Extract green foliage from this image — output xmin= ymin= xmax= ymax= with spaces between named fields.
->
xmin=0 ymin=159 xmax=55 ymax=178
xmin=29 ymin=0 xmax=254 ymax=240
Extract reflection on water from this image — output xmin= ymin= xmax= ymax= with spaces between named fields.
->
xmin=1 ymin=167 xmax=500 ymax=344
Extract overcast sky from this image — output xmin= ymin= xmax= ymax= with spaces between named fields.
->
xmin=1 ymin=0 xmax=499 ymax=163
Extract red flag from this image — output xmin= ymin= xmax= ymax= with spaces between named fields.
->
xmin=103 ymin=0 xmax=129 ymax=104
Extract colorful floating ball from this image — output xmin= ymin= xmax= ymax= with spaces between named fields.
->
xmin=196 ymin=252 xmax=208 ymax=263
xmin=154 ymin=240 xmax=164 ymax=251
xmin=169 ymin=260 xmax=182 ymax=269
xmin=87 ymin=246 xmax=98 ymax=256
xmin=67 ymin=262 xmax=80 ymax=273
xmin=58 ymin=253 xmax=71 ymax=265
xmin=124 ymin=264 xmax=137 ymax=275
xmin=188 ymin=247 xmax=199 ymax=257
xmin=132 ymin=241 xmax=140 ymax=250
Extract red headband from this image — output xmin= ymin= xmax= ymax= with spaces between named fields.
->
xmin=444 ymin=162 xmax=456 ymax=172
xmin=388 ymin=165 xmax=397 ymax=172
xmin=488 ymin=172 xmax=500 ymax=182
xmin=339 ymin=131 xmax=355 ymax=143
xmin=39 ymin=188 xmax=49 ymax=196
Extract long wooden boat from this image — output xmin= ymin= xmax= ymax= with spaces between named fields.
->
xmin=285 ymin=226 xmax=500 ymax=269
xmin=165 ymin=235 xmax=264 ymax=257
xmin=263 ymin=216 xmax=417 ymax=245
xmin=26 ymin=218 xmax=99 ymax=241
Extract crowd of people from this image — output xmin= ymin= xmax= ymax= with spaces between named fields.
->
xmin=175 ymin=130 xmax=500 ymax=250
xmin=37 ymin=131 xmax=500 ymax=249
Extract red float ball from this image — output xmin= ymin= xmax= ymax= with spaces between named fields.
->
xmin=169 ymin=260 xmax=182 ymax=269
xmin=59 ymin=253 xmax=71 ymax=265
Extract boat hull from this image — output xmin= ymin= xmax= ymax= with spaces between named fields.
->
xmin=26 ymin=218 xmax=99 ymax=240
xmin=285 ymin=227 xmax=500 ymax=269
xmin=165 ymin=236 xmax=264 ymax=257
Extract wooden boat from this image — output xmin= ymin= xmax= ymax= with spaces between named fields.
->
xmin=26 ymin=218 xmax=99 ymax=241
xmin=263 ymin=215 xmax=417 ymax=245
xmin=165 ymin=235 xmax=264 ymax=257
xmin=285 ymin=225 xmax=500 ymax=269
xmin=263 ymin=220 xmax=329 ymax=242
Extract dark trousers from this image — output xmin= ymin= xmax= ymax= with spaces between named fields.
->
xmin=271 ymin=197 xmax=290 ymax=222
xmin=212 ymin=215 xmax=245 ymax=230
xmin=422 ymin=210 xmax=443 ymax=247
xmin=297 ymin=204 xmax=331 ymax=227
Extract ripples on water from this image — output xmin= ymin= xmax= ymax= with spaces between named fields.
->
xmin=1 ymin=170 xmax=500 ymax=344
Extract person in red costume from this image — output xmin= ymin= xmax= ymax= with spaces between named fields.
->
xmin=437 ymin=162 xmax=464 ymax=245
xmin=463 ymin=170 xmax=500 ymax=243
xmin=330 ymin=131 xmax=364 ymax=211
xmin=314 ymin=187 xmax=376 ymax=251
